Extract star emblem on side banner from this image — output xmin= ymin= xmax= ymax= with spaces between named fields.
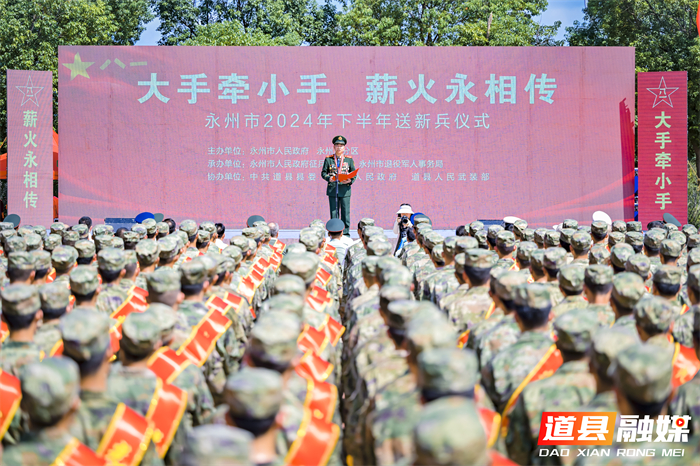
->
xmin=15 ymin=75 xmax=44 ymax=107
xmin=62 ymin=53 xmax=94 ymax=80
xmin=646 ymin=77 xmax=678 ymax=108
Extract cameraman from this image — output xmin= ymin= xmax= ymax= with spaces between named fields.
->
xmin=393 ymin=204 xmax=414 ymax=256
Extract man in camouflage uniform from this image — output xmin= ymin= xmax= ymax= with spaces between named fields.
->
xmin=550 ymin=264 xmax=586 ymax=319
xmin=117 ymin=250 xmax=139 ymax=293
xmin=157 ymin=236 xmax=182 ymax=269
xmin=95 ymin=249 xmax=129 ymax=314
xmin=136 ymin=238 xmax=160 ymax=289
xmin=74 ymin=239 xmax=96 ymax=266
xmin=643 ymin=228 xmax=666 ymax=276
xmin=6 ymin=251 xmax=35 ymax=286
xmin=30 ymin=250 xmax=52 ymax=286
xmin=610 ymin=243 xmax=634 ymax=274
xmin=670 ymin=307 xmax=700 ymax=435
xmin=610 ymin=272 xmax=646 ymax=330
xmin=177 ymin=219 xmax=199 ymax=265
xmin=590 ymin=220 xmax=609 ymax=247
xmin=558 ymin=229 xmax=576 ymax=264
xmin=206 ymin=248 xmax=253 ymax=336
xmin=633 ymin=294 xmax=676 ymax=347
xmin=542 ymin=248 xmax=566 ymax=307
xmin=0 ymin=284 xmax=43 ymax=377
xmin=588 ymin=244 xmax=610 ymax=266
xmin=570 ymin=231 xmax=592 ymax=265
xmin=626 ymin=253 xmax=652 ymax=288
xmin=33 ymin=282 xmax=71 ymax=355
xmin=583 ymin=265 xmax=616 ymax=325
xmin=181 ymin=425 xmax=253 ymax=466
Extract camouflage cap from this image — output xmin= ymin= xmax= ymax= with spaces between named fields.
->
xmin=247 ymin=312 xmax=301 ymax=367
xmin=379 ymin=285 xmax=413 ymax=314
xmin=626 ymin=253 xmax=651 ymax=278
xmin=468 ymin=221 xmax=484 ymax=235
xmin=180 ymin=259 xmax=208 ymax=286
xmin=7 ymin=251 xmax=34 ymax=271
xmin=405 ymin=310 xmax=456 ymax=359
xmin=229 ymin=236 xmax=253 ymax=254
xmin=430 ymin=244 xmax=445 ymax=264
xmin=257 ymin=225 xmax=271 ymax=241
xmin=1 ymin=284 xmax=40 ymax=316
xmin=74 ymin=239 xmax=96 ymax=260
xmin=93 ymin=224 xmax=114 ymax=236
xmin=39 ymin=282 xmax=71 ymax=310
xmin=487 ymin=225 xmax=504 ymax=241
xmin=376 ymin=256 xmax=402 ymax=275
xmin=260 ymin=294 xmax=304 ymax=318
xmin=124 ymin=250 xmax=137 ymax=267
xmin=644 ymin=229 xmax=666 ymax=249
xmin=144 ymin=303 xmax=180 ymax=340
xmin=359 ymin=217 xmax=375 ymax=228
xmin=578 ymin=225 xmax=592 ymax=234
xmin=682 ymin=224 xmax=698 ymax=237
xmin=97 ymin=248 xmax=126 ymax=272
xmin=664 ymin=223 xmax=679 ymax=233
xmin=30 ymin=250 xmax=51 ymax=271
xmin=146 ymin=268 xmax=181 ymax=294
xmin=634 ymin=295 xmax=675 ymax=334
xmin=626 ymin=221 xmax=642 ymax=232
xmin=611 ymin=344 xmax=673 ymax=404
xmin=0 ymin=221 xmax=16 ymax=231
xmin=521 ymin=228 xmax=535 ymax=242
xmin=222 ymin=245 xmax=243 ymax=267
xmin=514 ymin=283 xmax=551 ymax=309
xmin=588 ymin=244 xmax=611 ymax=265
xmin=5 ymin=235 xmax=26 ymax=253
xmin=543 ymin=247 xmax=567 ymax=270
xmin=589 ymin=327 xmax=639 ymax=379
xmin=17 ymin=226 xmax=34 ymax=237
xmin=196 ymin=230 xmax=211 ymax=245
xmin=559 ymin=228 xmax=576 ymax=246
xmin=496 ymin=231 xmax=516 ymax=249
xmin=110 ymin=237 xmax=124 ymax=250
xmin=513 ymin=219 xmax=528 ymax=235
xmin=493 ymin=271 xmax=528 ymax=301
xmin=660 ymin=239 xmax=682 ymax=258
xmin=585 ymin=265 xmax=613 ymax=286
xmin=94 ymin=235 xmax=113 ymax=251
xmin=474 ymin=230 xmax=488 ymax=248
xmin=62 ymin=230 xmax=79 ymax=246
xmin=544 ymin=230 xmax=561 ymax=247
xmin=688 ymin=265 xmax=700 ymax=293
xmin=298 ymin=230 xmax=321 ymax=252
xmin=530 ymin=250 xmax=545 ymax=271
xmin=156 ymin=222 xmax=170 ymax=236
xmin=1 ymin=229 xmax=17 ymax=244
xmin=454 ymin=236 xmax=479 ymax=254
xmin=366 ymin=239 xmax=392 ymax=257
xmin=198 ymin=254 xmax=219 ymax=279
xmin=571 ymin=231 xmax=593 ymax=251
xmin=424 ymin=232 xmax=445 ymax=251
xmin=563 ymin=219 xmax=579 ymax=229
xmin=417 ymin=348 xmax=478 ymax=394
xmin=558 ymin=265 xmax=585 ymax=293
xmin=460 ymin=249 xmax=496 ymax=270
xmin=534 ymin=228 xmax=548 ymax=246
xmin=50 ymin=222 xmax=67 ymax=235
xmin=44 ymin=234 xmax=62 ymax=252
xmin=688 ymin=234 xmax=700 ymax=251
xmin=669 ymin=231 xmax=687 ymax=246
xmin=121 ymin=311 xmax=162 ymax=357
xmin=361 ymin=256 xmax=380 ymax=278
xmin=285 ymin=243 xmax=306 ymax=255
xmin=608 ymin=231 xmax=625 ymax=247
xmin=20 ymin=357 xmax=80 ymax=424
xmin=442 ymin=236 xmax=458 ymax=256
xmin=71 ymin=224 xmax=89 ymax=239
xmin=412 ymin=215 xmax=431 ymax=226
xmin=689 ymin=249 xmax=700 ymax=268
xmin=158 ymin=236 xmax=181 ymax=261
xmin=610 ymin=243 xmax=634 ymax=269
xmin=653 ymin=265 xmax=682 ymax=286
xmin=591 ymin=221 xmax=609 ymax=237
xmin=241 ymin=227 xmax=262 ymax=242
xmin=225 ymin=367 xmax=283 ymax=420
xmin=413 ymin=398 xmax=488 ymax=466
xmin=52 ymin=246 xmax=78 ymax=271
xmin=379 ymin=266 xmax=413 ymax=288
xmin=69 ymin=265 xmax=99 ymax=295
xmin=60 ymin=308 xmax=111 ymax=362
xmin=174 ymin=230 xmax=189 ymax=247
xmin=611 ymin=220 xmax=627 ymax=233
xmin=135 ymin=239 xmax=160 ymax=266
xmin=24 ymin=233 xmax=42 ymax=251
xmin=141 ymin=218 xmax=157 ymax=235
xmin=122 ymin=231 xmax=140 ymax=248
xmin=625 ymin=232 xmax=644 ymax=249
xmin=516 ymin=242 xmax=537 ymax=262
xmin=279 ymin=253 xmax=319 ymax=285
xmin=553 ymin=309 xmax=600 ymax=352
xmin=181 ymin=425 xmax=253 ymax=466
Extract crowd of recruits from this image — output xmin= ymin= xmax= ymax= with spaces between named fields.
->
xmin=0 ymin=214 xmax=699 ymax=465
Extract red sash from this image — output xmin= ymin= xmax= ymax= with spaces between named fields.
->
xmin=129 ymin=286 xmax=148 ymax=300
xmin=298 ymin=325 xmax=329 ymax=356
xmin=306 ymin=294 xmax=329 ymax=313
xmin=478 ymin=407 xmax=501 ymax=449
xmin=299 ymin=376 xmax=337 ymax=424
xmin=321 ymin=316 xmax=345 ymax=347
xmin=220 ymin=291 xmax=246 ymax=315
xmin=272 ymin=240 xmax=286 ymax=253
xmin=46 ymin=268 xmax=57 ymax=283
xmin=205 ymin=295 xmax=232 ymax=317
xmin=0 ymin=321 xmax=8 ymax=345
xmin=236 ymin=276 xmax=256 ymax=307
xmin=269 ymin=252 xmax=282 ymax=270
xmin=96 ymin=403 xmax=153 ymax=466
xmin=51 ymin=438 xmax=107 ymax=466
xmin=501 ymin=345 xmax=562 ymax=436
xmin=110 ymin=294 xmax=147 ymax=324
xmin=681 ymin=304 xmax=690 ymax=315
xmin=324 ymin=243 xmax=336 ymax=254
xmin=148 ymin=347 xmax=193 ymax=384
xmin=310 ymin=285 xmax=330 ymax=302
xmin=296 ymin=351 xmax=334 ymax=383
xmin=146 ymin=379 xmax=188 ymax=458
xmin=284 ymin=410 xmax=340 ymax=466
xmin=109 ymin=325 xmax=122 ymax=359
xmin=672 ymin=342 xmax=700 ymax=387
xmin=457 ymin=329 xmax=470 ymax=349
xmin=0 ymin=369 xmax=21 ymax=440
xmin=490 ymin=451 xmax=518 ymax=466
xmin=315 ymin=268 xmax=332 ymax=287
xmin=49 ymin=339 xmax=64 ymax=357
xmin=322 ymin=253 xmax=338 ymax=267
xmin=177 ymin=308 xmax=232 ymax=367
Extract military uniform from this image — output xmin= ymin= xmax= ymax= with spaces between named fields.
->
xmin=34 ymin=282 xmax=71 ymax=355
xmin=321 ymin=135 xmax=356 ymax=235
xmin=0 ymin=285 xmax=43 ymax=378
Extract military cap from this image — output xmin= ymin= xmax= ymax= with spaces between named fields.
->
xmin=644 ymin=229 xmax=665 ymax=249
xmin=222 ymin=245 xmax=243 ymax=267
xmin=50 ymin=222 xmax=67 ymax=235
xmin=366 ymin=239 xmax=392 ymax=257
xmin=60 ymin=308 xmax=111 ymax=362
xmin=179 ymin=219 xmax=198 ymax=238
xmin=173 ymin=230 xmax=188 ymax=247
xmin=0 ymin=221 xmax=15 ymax=231
xmin=62 ymin=230 xmax=79 ymax=246
xmin=626 ymin=221 xmax=642 ymax=232
xmin=124 ymin=250 xmax=138 ymax=268
xmin=379 ymin=266 xmax=413 ymax=288
xmin=141 ymin=218 xmax=157 ymax=235
xmin=687 ymin=266 xmax=700 ymax=294
xmin=430 ymin=244 xmax=445 ymax=264
xmin=377 ymin=256 xmax=401 ymax=275
xmin=17 ymin=226 xmax=34 ymax=237
xmin=225 ymin=367 xmax=283 ymax=420
xmin=454 ymin=236 xmax=479 ymax=254
xmin=626 ymin=253 xmax=651 ymax=278
xmin=132 ymin=224 xmax=149 ymax=239
xmin=120 ymin=312 xmax=161 ymax=357
xmin=180 ymin=259 xmax=208 ymax=286
xmin=424 ymin=232 xmax=445 ymax=250
xmin=468 ymin=221 xmax=484 ymax=236
xmin=19 ymin=357 xmax=80 ymax=425
xmin=653 ymin=265 xmax=682 ymax=286
xmin=245 ymin=215 xmax=265 ymax=228
xmin=1 ymin=284 xmax=40 ymax=316
xmin=625 ymin=232 xmax=643 ymax=249
xmin=591 ymin=221 xmax=609 ymax=237
xmin=51 ymin=246 xmax=78 ymax=271
xmin=585 ymin=265 xmax=613 ymax=286
xmin=94 ymin=234 xmax=113 ymax=251
xmin=262 ymin=294 xmax=305 ymax=319
xmin=417 ymin=348 xmax=478 ymax=394
xmin=0 ymin=229 xmax=17 ymax=245
xmin=158 ymin=236 xmax=181 ymax=261
xmin=93 ymin=224 xmax=114 ymax=236
xmin=257 ymin=225 xmax=271 ymax=241
xmin=496 ymin=231 xmax=515 ymax=249
xmin=359 ymin=218 xmax=375 ymax=228
xmin=589 ymin=327 xmax=640 ymax=377
xmin=578 ymin=225 xmax=592 ymax=234
xmin=196 ymin=229 xmax=211 ymax=245
xmin=145 ymin=268 xmax=180 ymax=294
xmin=588 ymin=244 xmax=611 ymax=265
xmin=241 ymin=227 xmax=262 ymax=242
xmin=608 ymin=231 xmax=625 ymax=247
xmin=461 ymin=250 xmax=497 ymax=270
xmin=611 ymin=221 xmax=627 ymax=233
xmin=559 ymin=228 xmax=576 ymax=246
xmin=74 ymin=239 xmax=96 ymax=260
xmin=135 ymin=239 xmax=159 ymax=266
xmin=514 ymin=284 xmax=551 ymax=309
xmin=521 ymin=228 xmax=535 ymax=242
xmin=30 ymin=250 xmax=51 ymax=271
xmin=688 ymin=234 xmax=700 ymax=250
xmin=97 ymin=248 xmax=126 ymax=273
xmin=285 ymin=243 xmax=306 ymax=255
xmin=634 ymin=295 xmax=675 ymax=334
xmin=513 ymin=219 xmax=528 ymax=236
xmin=442 ymin=236 xmax=458 ymax=257
xmin=558 ymin=265 xmax=585 ymax=293
xmin=71 ymin=224 xmax=89 ymax=239
xmin=543 ymin=247 xmax=567 ymax=270
xmin=121 ymin=231 xmax=140 ymax=248
xmin=487 ymin=225 xmax=504 ymax=241
xmin=563 ymin=219 xmax=579 ymax=229
xmin=516 ymin=242 xmax=537 ymax=262
xmin=668 ymin=231 xmax=686 ymax=246
xmin=553 ymin=309 xmax=599 ymax=352
xmin=7 ymin=251 xmax=34 ymax=271
xmin=530 ymin=249 xmax=545 ymax=271
xmin=384 ymin=300 xmax=425 ymax=331
xmin=664 ymin=223 xmax=679 ymax=233
xmin=689 ymin=249 xmax=700 ymax=267
xmin=278 ymin=253 xmax=320 ymax=285
xmin=299 ymin=230 xmax=321 ymax=252
xmin=660 ymin=239 xmax=682 ymax=258
xmin=39 ymin=282 xmax=71 ymax=311
xmin=247 ymin=312 xmax=300 ymax=366
xmin=571 ymin=231 xmax=593 ymax=251
xmin=492 ymin=271 xmax=527 ymax=301
xmin=405 ymin=311 xmax=455 ymax=359
xmin=544 ymin=230 xmax=561 ymax=247
xmin=361 ymin=256 xmax=380 ymax=278
xmin=332 ymin=135 xmax=346 ymax=145
xmin=44 ymin=234 xmax=62 ymax=252
xmin=23 ymin=233 xmax=42 ymax=251
xmin=682 ymin=224 xmax=698 ymax=237
xmin=413 ymin=398 xmax=488 ymax=466
xmin=198 ymin=254 xmax=219 ymax=278
xmin=474 ymin=230 xmax=488 ymax=248
xmin=325 ymin=218 xmax=345 ymax=233
xmin=69 ymin=265 xmax=99 ymax=296
xmin=227 ymin=236 xmax=250 ymax=254
xmin=379 ymin=285 xmax=413 ymax=313
xmin=110 ymin=237 xmax=124 ymax=250
xmin=5 ymin=235 xmax=26 ymax=253
xmin=610 ymin=243 xmax=634 ymax=269
xmin=181 ymin=425 xmax=253 ymax=466
xmin=611 ymin=344 xmax=673 ymax=403
xmin=534 ymin=228 xmax=547 ymax=246
xmin=156 ymin=222 xmax=170 ymax=236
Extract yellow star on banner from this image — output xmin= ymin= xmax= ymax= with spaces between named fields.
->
xmin=62 ymin=53 xmax=94 ymax=80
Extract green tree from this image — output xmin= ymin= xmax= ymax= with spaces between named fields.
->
xmin=337 ymin=0 xmax=561 ymax=46
xmin=0 ymin=0 xmax=153 ymax=141
xmin=566 ymin=0 xmax=700 ymax=171
xmin=180 ymin=20 xmax=300 ymax=45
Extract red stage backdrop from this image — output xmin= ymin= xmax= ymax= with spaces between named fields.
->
xmin=637 ymin=72 xmax=688 ymax=227
xmin=58 ymin=46 xmax=635 ymax=228
xmin=7 ymin=70 xmax=54 ymax=225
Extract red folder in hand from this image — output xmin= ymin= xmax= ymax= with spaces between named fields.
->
xmin=337 ymin=169 xmax=359 ymax=182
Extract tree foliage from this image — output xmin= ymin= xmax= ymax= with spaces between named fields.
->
xmin=566 ymin=0 xmax=700 ymax=168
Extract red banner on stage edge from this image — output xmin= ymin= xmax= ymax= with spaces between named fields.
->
xmin=637 ymin=72 xmax=688 ymax=226
xmin=7 ymin=70 xmax=54 ymax=225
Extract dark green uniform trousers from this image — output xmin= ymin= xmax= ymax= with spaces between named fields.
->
xmin=329 ymin=195 xmax=351 ymax=235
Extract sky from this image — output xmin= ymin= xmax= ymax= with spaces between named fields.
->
xmin=135 ymin=0 xmax=587 ymax=45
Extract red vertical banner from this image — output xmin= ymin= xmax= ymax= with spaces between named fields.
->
xmin=638 ymin=72 xmax=688 ymax=226
xmin=7 ymin=70 xmax=54 ymax=225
